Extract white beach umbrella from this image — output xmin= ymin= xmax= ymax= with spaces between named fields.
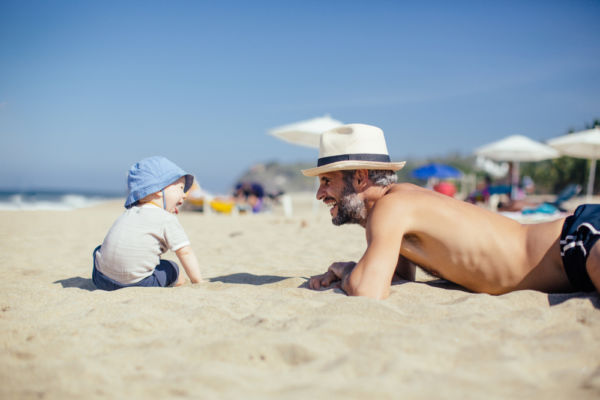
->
xmin=475 ymin=156 xmax=509 ymax=179
xmin=268 ymin=114 xmax=343 ymax=148
xmin=548 ymin=126 xmax=600 ymax=199
xmin=474 ymin=135 xmax=559 ymax=197
xmin=474 ymin=135 xmax=560 ymax=162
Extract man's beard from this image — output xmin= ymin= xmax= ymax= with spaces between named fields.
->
xmin=332 ymin=184 xmax=367 ymax=226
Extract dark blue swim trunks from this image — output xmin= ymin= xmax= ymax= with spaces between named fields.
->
xmin=560 ymin=204 xmax=600 ymax=292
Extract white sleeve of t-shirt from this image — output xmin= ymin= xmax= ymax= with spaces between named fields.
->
xmin=163 ymin=213 xmax=190 ymax=252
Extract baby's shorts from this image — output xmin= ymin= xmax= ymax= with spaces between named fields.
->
xmin=92 ymin=245 xmax=180 ymax=291
xmin=560 ymin=204 xmax=600 ymax=292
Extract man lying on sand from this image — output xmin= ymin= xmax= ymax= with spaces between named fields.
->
xmin=304 ymin=124 xmax=600 ymax=299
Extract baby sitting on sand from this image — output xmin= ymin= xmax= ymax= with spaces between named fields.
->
xmin=92 ymin=156 xmax=202 ymax=290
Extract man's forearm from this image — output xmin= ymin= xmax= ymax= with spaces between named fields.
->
xmin=339 ymin=263 xmax=358 ymax=295
xmin=340 ymin=262 xmax=391 ymax=299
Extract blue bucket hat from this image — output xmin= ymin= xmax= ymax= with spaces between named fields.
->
xmin=125 ymin=156 xmax=194 ymax=208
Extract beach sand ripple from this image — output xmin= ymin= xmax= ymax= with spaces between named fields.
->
xmin=1 ymin=196 xmax=599 ymax=399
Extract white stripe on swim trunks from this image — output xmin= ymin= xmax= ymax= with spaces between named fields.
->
xmin=561 ymin=240 xmax=587 ymax=257
xmin=560 ymin=234 xmax=576 ymax=245
xmin=560 ymin=222 xmax=600 ymax=256
xmin=578 ymin=222 xmax=600 ymax=235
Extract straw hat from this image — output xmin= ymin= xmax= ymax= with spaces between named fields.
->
xmin=301 ymin=123 xmax=406 ymax=177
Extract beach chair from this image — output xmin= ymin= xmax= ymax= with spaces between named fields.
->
xmin=544 ymin=183 xmax=582 ymax=212
xmin=521 ymin=183 xmax=582 ymax=215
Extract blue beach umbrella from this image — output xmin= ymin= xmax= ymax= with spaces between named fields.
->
xmin=411 ymin=163 xmax=462 ymax=180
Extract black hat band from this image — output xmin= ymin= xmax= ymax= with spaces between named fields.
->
xmin=317 ymin=153 xmax=391 ymax=167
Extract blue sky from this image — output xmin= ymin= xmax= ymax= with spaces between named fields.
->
xmin=1 ymin=0 xmax=599 ymax=194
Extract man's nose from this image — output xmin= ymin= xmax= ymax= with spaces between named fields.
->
xmin=316 ymin=185 xmax=325 ymax=200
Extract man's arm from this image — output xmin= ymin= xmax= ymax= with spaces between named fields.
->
xmin=308 ymin=252 xmax=413 ymax=293
xmin=341 ymin=198 xmax=408 ymax=299
xmin=175 ymin=245 xmax=203 ymax=283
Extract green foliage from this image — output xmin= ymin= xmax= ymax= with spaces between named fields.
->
xmin=520 ymin=157 xmax=588 ymax=193
xmin=586 ymin=119 xmax=600 ymax=129
xmin=521 ymin=118 xmax=600 ymax=194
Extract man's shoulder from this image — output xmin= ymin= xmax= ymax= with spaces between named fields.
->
xmin=378 ymin=182 xmax=498 ymax=223
xmin=378 ymin=183 xmax=429 ymax=205
xmin=370 ymin=184 xmax=420 ymax=217
xmin=387 ymin=183 xmax=422 ymax=195
xmin=371 ymin=183 xmax=444 ymax=219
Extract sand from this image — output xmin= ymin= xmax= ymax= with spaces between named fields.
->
xmin=1 ymin=194 xmax=599 ymax=399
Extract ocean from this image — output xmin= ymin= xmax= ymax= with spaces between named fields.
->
xmin=0 ymin=190 xmax=123 ymax=211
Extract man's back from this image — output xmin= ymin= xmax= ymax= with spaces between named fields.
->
xmin=372 ymin=184 xmax=570 ymax=293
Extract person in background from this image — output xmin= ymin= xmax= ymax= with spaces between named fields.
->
xmin=234 ymin=182 xmax=265 ymax=213
xmin=466 ymin=175 xmax=492 ymax=204
xmin=433 ymin=181 xmax=457 ymax=197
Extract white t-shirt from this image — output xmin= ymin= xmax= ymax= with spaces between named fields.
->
xmin=95 ymin=204 xmax=190 ymax=284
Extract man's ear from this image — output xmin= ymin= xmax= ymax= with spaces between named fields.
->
xmin=354 ymin=169 xmax=370 ymax=191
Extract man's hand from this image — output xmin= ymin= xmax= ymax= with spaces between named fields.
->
xmin=308 ymin=261 xmax=356 ymax=290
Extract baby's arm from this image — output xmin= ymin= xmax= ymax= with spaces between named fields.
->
xmin=175 ymin=245 xmax=203 ymax=283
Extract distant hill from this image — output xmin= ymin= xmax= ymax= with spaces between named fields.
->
xmin=234 ymin=154 xmax=479 ymax=194
xmin=234 ymin=161 xmax=316 ymax=193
